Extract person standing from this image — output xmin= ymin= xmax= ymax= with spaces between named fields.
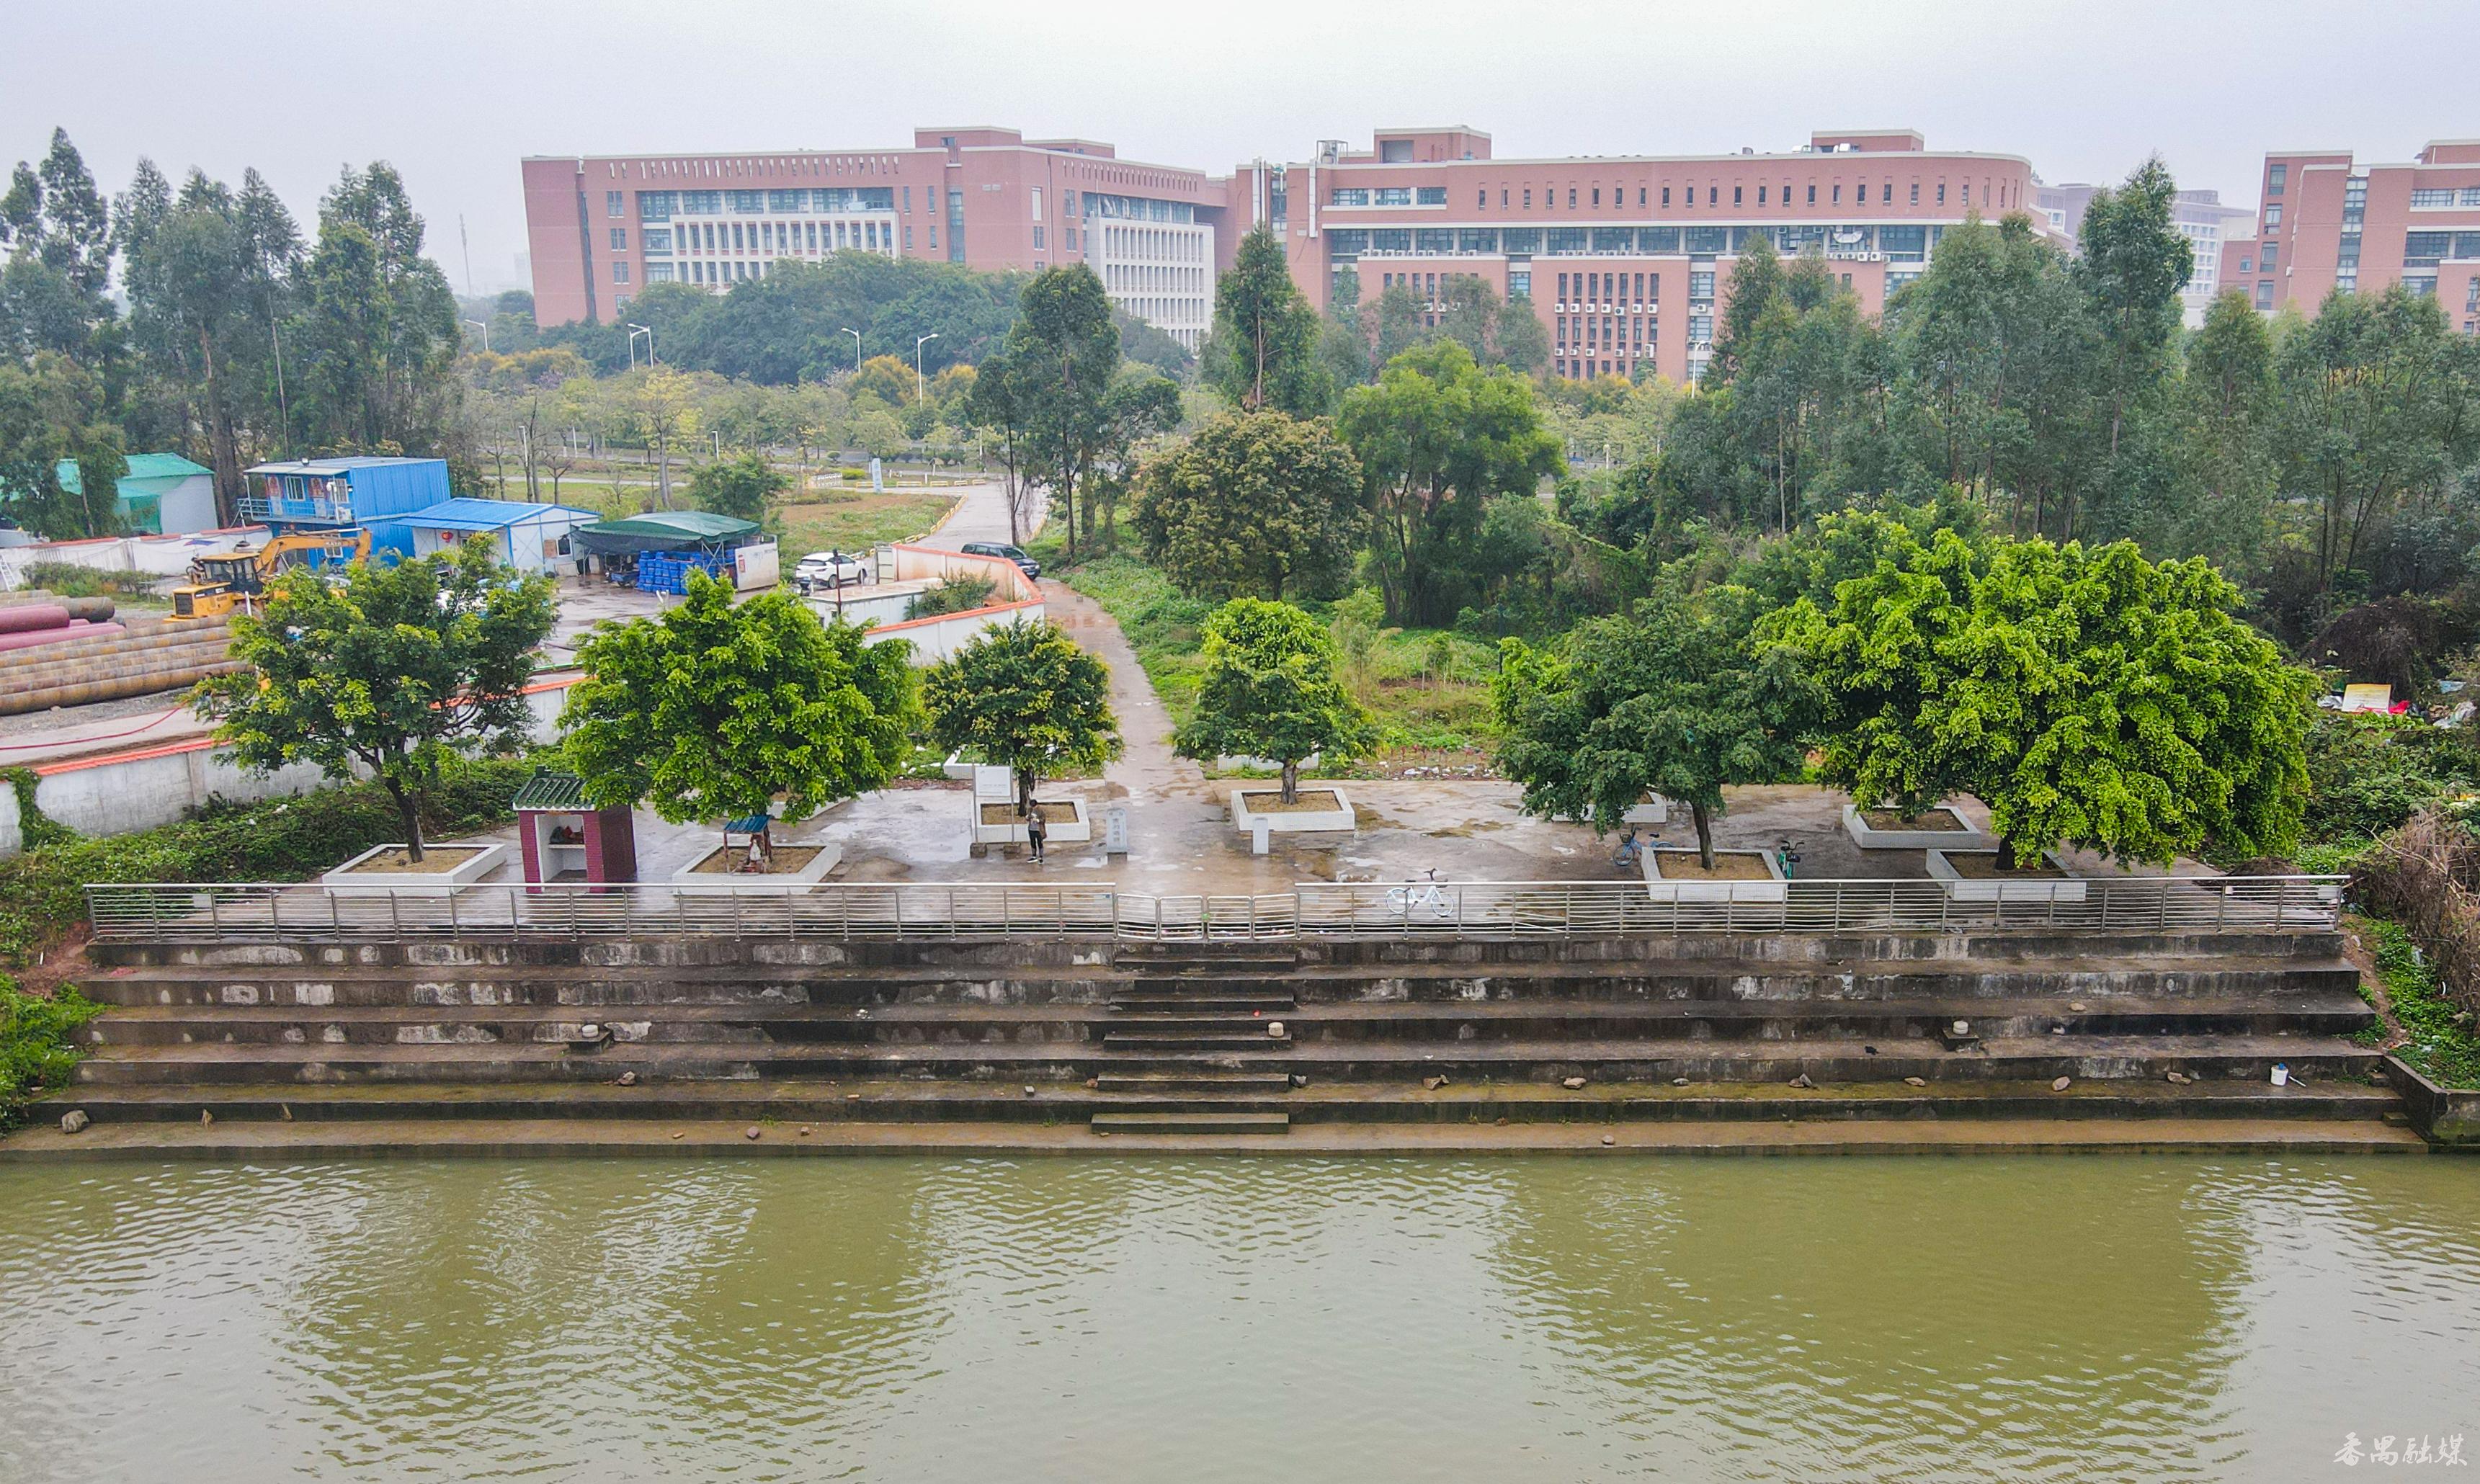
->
xmin=1025 ymin=806 xmax=1048 ymax=864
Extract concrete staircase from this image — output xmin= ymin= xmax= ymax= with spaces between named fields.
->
xmin=36 ymin=929 xmax=2408 ymax=1148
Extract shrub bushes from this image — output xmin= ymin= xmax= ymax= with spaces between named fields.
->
xmin=0 ymin=979 xmax=99 ymax=1127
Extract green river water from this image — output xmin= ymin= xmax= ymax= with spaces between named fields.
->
xmin=1 ymin=1155 xmax=2475 ymax=1482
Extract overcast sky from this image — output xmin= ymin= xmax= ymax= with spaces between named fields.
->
xmin=6 ymin=0 xmax=2474 ymax=295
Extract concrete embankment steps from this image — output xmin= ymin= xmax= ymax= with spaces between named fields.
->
xmin=29 ymin=928 xmax=2414 ymax=1153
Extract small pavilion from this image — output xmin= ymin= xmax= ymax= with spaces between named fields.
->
xmin=512 ymin=770 xmax=638 ymax=892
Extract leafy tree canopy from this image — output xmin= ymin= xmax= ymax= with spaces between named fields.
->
xmin=559 ymin=570 xmax=917 ymax=848
xmin=1765 ymin=524 xmax=2314 ymax=866
xmin=685 ymin=450 xmax=789 ymax=523
xmin=1133 ymin=408 xmax=1365 ymax=602
xmin=195 ymin=537 xmax=556 ymax=862
xmin=922 ymin=617 xmax=1121 ymax=815
xmin=1494 ymin=584 xmax=1815 ymax=866
xmin=1172 ymin=598 xmax=1375 ymax=803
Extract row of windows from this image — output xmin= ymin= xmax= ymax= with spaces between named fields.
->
xmin=1098 ymin=225 xmax=1203 ymax=261
xmin=2411 ymin=187 xmax=2480 ymax=207
xmin=1554 ymin=358 xmax=1649 ymax=380
xmin=1329 ymin=223 xmax=1932 ymax=260
xmin=654 ymin=219 xmax=898 ymax=256
xmin=628 ymin=187 xmax=900 ymax=220
xmin=1329 ymin=186 xmax=1450 ymax=207
xmin=1424 ymin=179 xmax=1997 ymax=214
xmin=1556 ymin=271 xmax=1661 ymax=305
xmin=2406 ymin=231 xmax=2480 ymax=265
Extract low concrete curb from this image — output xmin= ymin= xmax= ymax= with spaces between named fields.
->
xmin=2383 ymin=1054 xmax=2480 ymax=1146
xmin=1 ymin=1116 xmax=2431 ymax=1163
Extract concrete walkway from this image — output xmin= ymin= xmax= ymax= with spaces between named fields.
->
xmin=0 ymin=1115 xmax=2430 ymax=1162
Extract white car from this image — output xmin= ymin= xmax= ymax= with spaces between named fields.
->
xmin=794 ymin=550 xmax=867 ymax=593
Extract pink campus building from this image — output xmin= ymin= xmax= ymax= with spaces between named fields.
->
xmin=1228 ymin=128 xmax=2034 ymax=384
xmin=523 ymin=125 xmax=2036 ymax=383
xmin=2218 ymin=140 xmax=2480 ymax=333
xmin=521 ymin=128 xmax=1224 ymax=349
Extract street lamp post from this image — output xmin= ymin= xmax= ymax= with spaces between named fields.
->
xmin=914 ymin=333 xmax=940 ymax=405
xmin=461 ymin=318 xmax=490 ymax=354
xmin=841 ymin=327 xmax=862 ymax=373
xmin=627 ymin=323 xmax=655 ymax=370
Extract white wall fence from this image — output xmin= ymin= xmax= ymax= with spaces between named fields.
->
xmin=0 ymin=676 xmax=583 ymax=858
xmin=0 ymin=527 xmax=272 ymax=590
xmin=84 ymin=875 xmax=2349 ymax=944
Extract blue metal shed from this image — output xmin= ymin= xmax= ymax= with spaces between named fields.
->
xmin=241 ymin=457 xmax=451 ymax=535
xmin=386 ymin=498 xmax=602 ymax=574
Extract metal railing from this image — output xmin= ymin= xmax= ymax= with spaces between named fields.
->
xmin=84 ymin=875 xmax=2346 ymax=945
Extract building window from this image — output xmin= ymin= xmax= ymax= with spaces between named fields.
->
xmin=1661 ymin=187 xmax=1671 ymax=206
xmin=2265 ymin=204 xmax=2283 ymax=228
xmin=1523 ymin=187 xmax=1532 ymax=208
xmin=1417 ymin=186 xmax=1448 ymax=205
xmin=1032 ymin=225 xmax=1045 ymax=250
xmin=2238 ymin=256 xmax=2252 ymax=274
xmin=2262 ymin=243 xmax=2278 ymax=269
xmin=1734 ymin=186 xmax=1743 ymax=205
xmin=1936 ymin=182 xmax=1945 ymax=205
xmin=1708 ymin=186 xmax=1718 ymax=205
xmin=1568 ymin=188 xmax=1577 ymax=207
xmin=1329 ymin=187 xmax=1369 ymax=207
xmin=2411 ymin=189 xmax=2455 ymax=208
xmin=2255 ymin=281 xmax=2273 ymax=310
xmin=1478 ymin=188 xmax=1488 ymax=208
xmin=606 ymin=191 xmax=624 ymax=218
xmin=2267 ymin=164 xmax=2285 ymax=196
xmin=1808 ymin=184 xmax=1818 ymax=204
xmin=610 ymin=228 xmax=627 ymax=251
xmin=612 ymin=262 xmax=630 ymax=284
xmin=1909 ymin=182 xmax=1919 ymax=204
xmin=1758 ymin=186 xmax=1767 ymax=205
xmin=1833 ymin=183 xmax=1842 ymax=203
xmin=904 ymin=225 xmax=914 ymax=251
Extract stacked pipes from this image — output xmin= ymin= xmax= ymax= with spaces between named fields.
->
xmin=0 ymin=593 xmax=242 ymax=715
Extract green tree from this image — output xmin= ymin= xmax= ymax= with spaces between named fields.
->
xmin=960 ymin=349 xmax=1039 ymax=545
xmin=2077 ymin=157 xmax=2193 ymax=477
xmin=293 ymin=163 xmax=461 ymax=460
xmin=0 ymin=353 xmax=125 ymax=538
xmin=1008 ymin=264 xmax=1124 ymax=558
xmin=194 ymin=538 xmax=556 ymax=863
xmin=1207 ymin=225 xmax=1330 ymax=416
xmin=1767 ymin=526 xmax=2314 ymax=867
xmin=685 ymin=450 xmax=789 ymax=523
xmin=2159 ymin=290 xmax=2280 ymax=573
xmin=1133 ymin=409 xmax=1365 ymax=601
xmin=1494 ymin=584 xmax=1814 ymax=867
xmin=559 ymin=569 xmax=916 ymax=860
xmin=1173 ymin=598 xmax=1375 ymax=803
xmin=1708 ymin=233 xmax=1785 ymax=380
xmin=1335 ymin=339 xmax=1562 ymax=625
xmin=2275 ymin=283 xmax=2478 ymax=594
xmin=922 ymin=617 xmax=1122 ymax=817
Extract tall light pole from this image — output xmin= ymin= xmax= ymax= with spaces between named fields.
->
xmin=461 ymin=318 xmax=490 ymax=354
xmin=914 ymin=332 xmax=940 ymax=404
xmin=627 ymin=323 xmax=655 ymax=370
xmin=841 ymin=326 xmax=862 ymax=373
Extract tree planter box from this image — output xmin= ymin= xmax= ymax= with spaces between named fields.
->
xmin=671 ymin=841 xmax=842 ymax=893
xmin=973 ymin=798 xmax=1092 ymax=847
xmin=1230 ymin=787 xmax=1356 ymax=834
xmin=1642 ymin=847 xmax=1788 ymax=903
xmin=323 ymin=842 xmax=509 ymax=897
xmin=1842 ymin=803 xmax=1994 ymax=851
xmin=1623 ymin=794 xmax=1670 ymax=826
xmin=1927 ymin=848 xmax=2087 ymax=903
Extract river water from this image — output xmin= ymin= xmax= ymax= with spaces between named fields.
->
xmin=1 ymin=1156 xmax=2474 ymax=1482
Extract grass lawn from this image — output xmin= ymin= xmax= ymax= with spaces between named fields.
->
xmin=775 ymin=489 xmax=960 ymax=555
xmin=1052 ymin=550 xmax=1503 ymax=765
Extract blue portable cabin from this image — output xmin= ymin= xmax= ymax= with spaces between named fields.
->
xmin=241 ymin=457 xmax=452 ymax=553
xmin=390 ymin=498 xmax=602 ymax=575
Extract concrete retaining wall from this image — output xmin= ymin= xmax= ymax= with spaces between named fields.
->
xmin=0 ymin=674 xmax=582 ymax=857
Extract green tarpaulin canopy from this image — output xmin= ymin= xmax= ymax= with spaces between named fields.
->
xmin=572 ymin=510 xmax=762 ymax=556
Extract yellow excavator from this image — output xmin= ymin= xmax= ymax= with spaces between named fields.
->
xmin=169 ymin=528 xmax=372 ymax=620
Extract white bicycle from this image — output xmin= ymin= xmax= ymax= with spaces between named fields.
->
xmin=1387 ymin=869 xmax=1454 ymax=919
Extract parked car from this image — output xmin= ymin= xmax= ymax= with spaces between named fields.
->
xmin=961 ymin=541 xmax=1040 ymax=580
xmin=794 ymin=550 xmax=867 ymax=594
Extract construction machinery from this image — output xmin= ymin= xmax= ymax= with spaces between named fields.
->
xmin=169 ymin=528 xmax=371 ymax=620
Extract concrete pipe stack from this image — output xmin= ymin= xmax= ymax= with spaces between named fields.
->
xmin=0 ymin=594 xmax=243 ymax=716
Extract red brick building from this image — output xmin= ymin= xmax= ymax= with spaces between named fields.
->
xmin=2216 ymin=140 xmax=2480 ymax=334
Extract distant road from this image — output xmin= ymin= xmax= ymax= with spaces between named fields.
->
xmin=916 ymin=480 xmax=1043 ymax=553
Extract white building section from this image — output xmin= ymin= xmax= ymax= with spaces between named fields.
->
xmin=1089 ymin=220 xmax=1214 ymax=349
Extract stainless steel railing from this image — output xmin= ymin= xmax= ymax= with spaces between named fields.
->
xmin=84 ymin=875 xmax=2346 ymax=945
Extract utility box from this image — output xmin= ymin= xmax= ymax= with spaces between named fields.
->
xmin=1105 ymin=803 xmax=1129 ymax=855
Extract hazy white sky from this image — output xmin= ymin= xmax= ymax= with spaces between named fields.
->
xmin=5 ymin=0 xmax=2474 ymax=294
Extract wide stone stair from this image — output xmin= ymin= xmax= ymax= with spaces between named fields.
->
xmin=32 ymin=929 xmax=2414 ymax=1149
